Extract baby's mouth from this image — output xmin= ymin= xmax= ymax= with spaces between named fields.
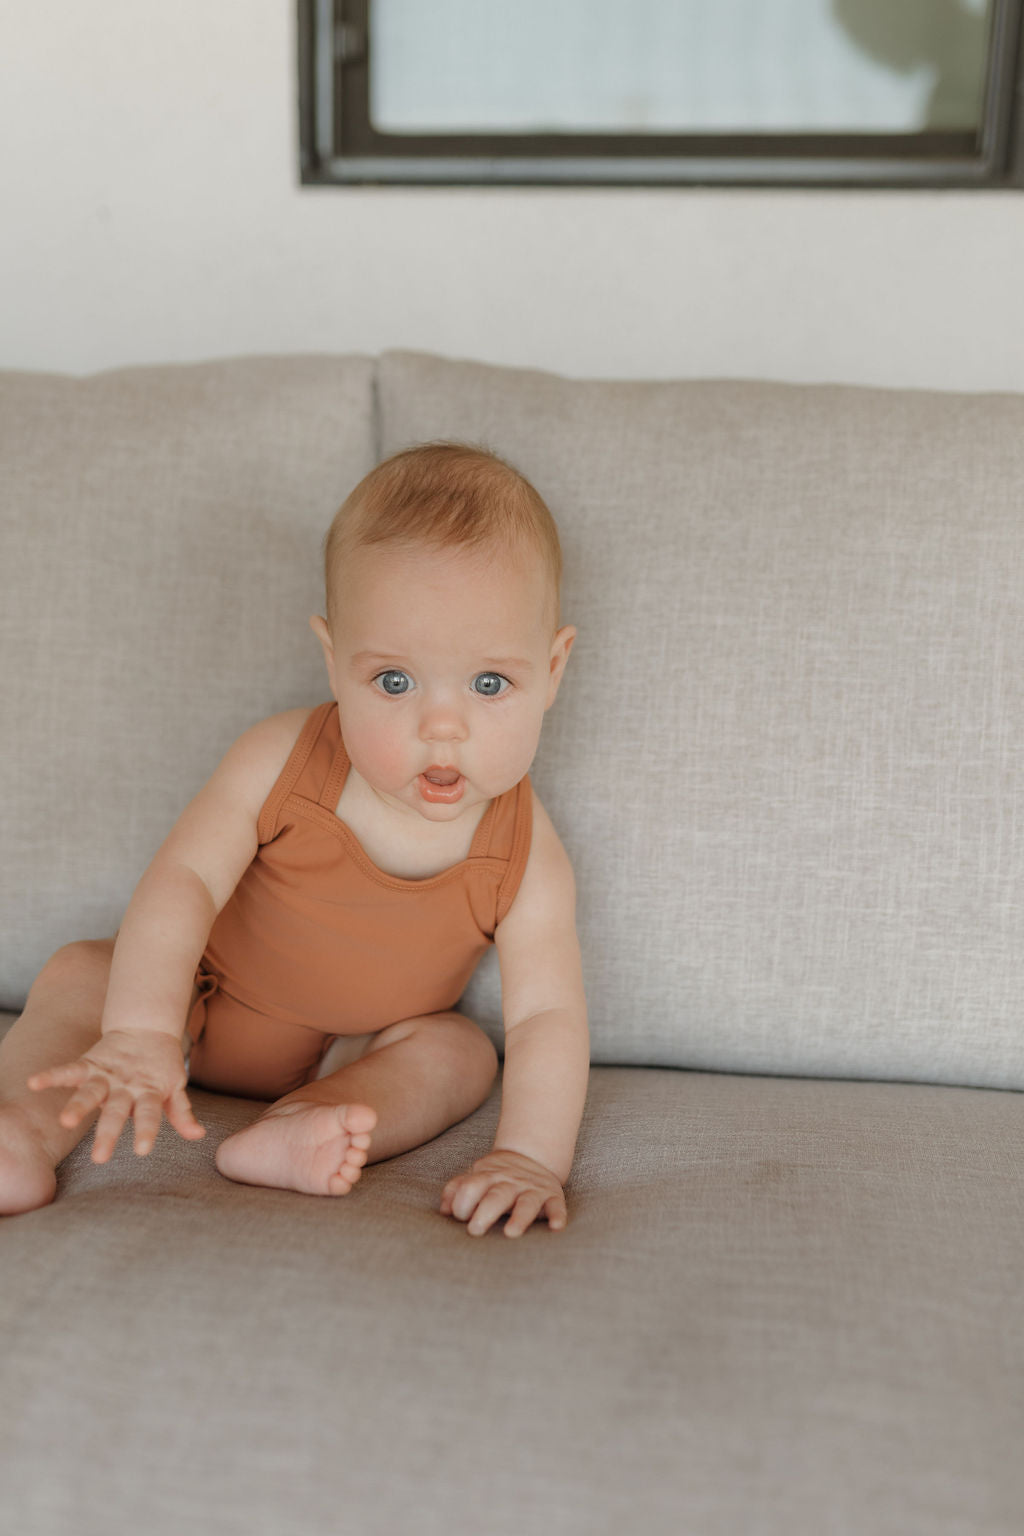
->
xmin=418 ymin=767 xmax=466 ymax=803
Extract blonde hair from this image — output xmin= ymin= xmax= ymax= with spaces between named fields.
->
xmin=323 ymin=442 xmax=563 ymax=633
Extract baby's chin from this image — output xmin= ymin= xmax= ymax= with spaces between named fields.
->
xmin=411 ymin=779 xmax=488 ymax=818
xmin=367 ymin=779 xmax=475 ymax=819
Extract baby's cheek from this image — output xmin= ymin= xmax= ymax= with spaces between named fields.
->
xmin=351 ymin=726 xmax=409 ymax=788
xmin=492 ymin=710 xmax=544 ymax=782
xmin=377 ymin=742 xmax=411 ymax=785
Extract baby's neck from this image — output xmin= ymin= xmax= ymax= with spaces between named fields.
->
xmin=333 ymin=770 xmax=491 ymax=880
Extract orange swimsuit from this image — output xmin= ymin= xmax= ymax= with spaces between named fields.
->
xmin=186 ymin=701 xmax=533 ymax=1099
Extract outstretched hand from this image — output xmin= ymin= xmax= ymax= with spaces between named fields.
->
xmin=27 ymin=1028 xmax=206 ymax=1163
xmin=440 ymin=1148 xmax=567 ymax=1238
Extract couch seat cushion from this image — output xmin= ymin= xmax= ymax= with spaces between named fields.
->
xmin=2 ymin=1049 xmax=1020 ymax=1535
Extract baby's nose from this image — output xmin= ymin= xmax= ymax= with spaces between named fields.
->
xmin=418 ymin=695 xmax=468 ymax=743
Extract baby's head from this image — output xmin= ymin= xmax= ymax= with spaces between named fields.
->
xmin=321 ymin=442 xmax=563 ymax=639
xmin=311 ymin=443 xmax=575 ymax=816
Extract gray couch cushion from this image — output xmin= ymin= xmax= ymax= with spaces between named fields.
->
xmin=378 ymin=351 xmax=1024 ymax=1090
xmin=0 ymin=356 xmax=377 ymax=1009
xmin=1 ymin=1047 xmax=1020 ymax=1536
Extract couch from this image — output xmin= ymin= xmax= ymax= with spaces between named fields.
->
xmin=1 ymin=350 xmax=1022 ymax=1536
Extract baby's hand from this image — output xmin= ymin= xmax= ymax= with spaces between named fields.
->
xmin=440 ymin=1149 xmax=568 ymax=1238
xmin=27 ymin=1028 xmax=206 ymax=1164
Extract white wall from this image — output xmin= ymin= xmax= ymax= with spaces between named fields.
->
xmin=2 ymin=0 xmax=1021 ymax=390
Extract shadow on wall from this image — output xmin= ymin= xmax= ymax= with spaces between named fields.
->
xmin=833 ymin=0 xmax=991 ymax=127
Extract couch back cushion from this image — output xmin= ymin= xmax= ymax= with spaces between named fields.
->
xmin=379 ymin=351 xmax=1024 ymax=1090
xmin=5 ymin=350 xmax=1023 ymax=1092
xmin=0 ymin=357 xmax=377 ymax=1008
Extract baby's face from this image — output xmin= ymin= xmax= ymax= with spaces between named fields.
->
xmin=313 ymin=541 xmax=575 ymax=824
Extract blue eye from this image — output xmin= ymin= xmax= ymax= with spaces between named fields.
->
xmin=473 ymin=673 xmax=509 ymax=698
xmin=375 ymin=670 xmax=411 ymax=696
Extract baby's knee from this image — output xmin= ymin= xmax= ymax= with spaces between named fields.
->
xmin=368 ymin=1012 xmax=498 ymax=1094
xmin=38 ymin=937 xmax=116 ymax=990
xmin=438 ymin=1012 xmax=499 ymax=1088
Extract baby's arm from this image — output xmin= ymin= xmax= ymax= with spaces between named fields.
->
xmin=28 ymin=708 xmax=311 ymax=1161
xmin=439 ymin=792 xmax=590 ymax=1237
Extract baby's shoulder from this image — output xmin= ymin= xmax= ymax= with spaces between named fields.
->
xmin=510 ymin=785 xmax=576 ymax=908
xmin=248 ymin=705 xmax=319 ymax=753
xmin=214 ymin=706 xmax=318 ymax=804
xmin=524 ymin=783 xmax=556 ymax=840
xmin=494 ymin=785 xmax=578 ymax=987
xmin=234 ymin=705 xmax=316 ymax=762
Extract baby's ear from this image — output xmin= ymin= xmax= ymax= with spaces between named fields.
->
xmin=545 ymin=624 xmax=577 ymax=707
xmin=309 ymin=615 xmax=338 ymax=694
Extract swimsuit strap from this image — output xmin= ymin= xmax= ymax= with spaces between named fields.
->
xmin=256 ymin=702 xmax=337 ymax=844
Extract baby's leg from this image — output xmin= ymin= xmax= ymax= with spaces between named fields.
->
xmin=0 ymin=939 xmax=115 ymax=1214
xmin=215 ymin=1012 xmax=499 ymax=1197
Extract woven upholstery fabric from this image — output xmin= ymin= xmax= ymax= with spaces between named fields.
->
xmin=1 ymin=1040 xmax=1020 ymax=1536
xmin=3 ymin=356 xmax=1024 ymax=1536
xmin=0 ymin=357 xmax=377 ymax=1008
xmin=379 ymin=351 xmax=1024 ymax=1089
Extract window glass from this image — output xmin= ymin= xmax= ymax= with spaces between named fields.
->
xmin=370 ymin=0 xmax=992 ymax=137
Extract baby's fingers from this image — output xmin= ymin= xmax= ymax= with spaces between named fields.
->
xmin=56 ymin=1075 xmax=111 ymax=1129
xmin=90 ymin=1087 xmax=134 ymax=1163
xmin=131 ymin=1092 xmax=165 ymax=1157
xmin=465 ymin=1180 xmax=521 ymax=1237
xmin=503 ymin=1191 xmax=548 ymax=1238
xmin=503 ymin=1191 xmax=568 ymax=1237
xmin=26 ymin=1061 xmax=90 ymax=1094
xmin=543 ymin=1191 xmax=568 ymax=1232
xmin=441 ymin=1173 xmax=489 ymax=1222
xmin=166 ymin=1085 xmax=206 ymax=1143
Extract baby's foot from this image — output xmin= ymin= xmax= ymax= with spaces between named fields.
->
xmin=214 ymin=1100 xmax=377 ymax=1196
xmin=0 ymin=1105 xmax=59 ymax=1215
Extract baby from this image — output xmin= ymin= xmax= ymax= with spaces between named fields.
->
xmin=0 ymin=442 xmax=589 ymax=1237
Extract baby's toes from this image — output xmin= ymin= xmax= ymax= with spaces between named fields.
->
xmin=344 ymin=1104 xmax=377 ymax=1136
xmin=328 ymin=1135 xmax=369 ymax=1190
xmin=327 ymin=1165 xmax=362 ymax=1195
xmin=334 ymin=1146 xmax=366 ymax=1184
xmin=324 ymin=1109 xmax=373 ymax=1195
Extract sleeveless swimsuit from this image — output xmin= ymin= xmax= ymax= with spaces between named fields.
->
xmin=185 ymin=701 xmax=533 ymax=1099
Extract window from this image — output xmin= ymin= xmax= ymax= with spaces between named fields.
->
xmin=298 ymin=0 xmax=1024 ymax=188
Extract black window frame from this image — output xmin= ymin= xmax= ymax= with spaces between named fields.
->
xmin=298 ymin=0 xmax=1024 ymax=189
